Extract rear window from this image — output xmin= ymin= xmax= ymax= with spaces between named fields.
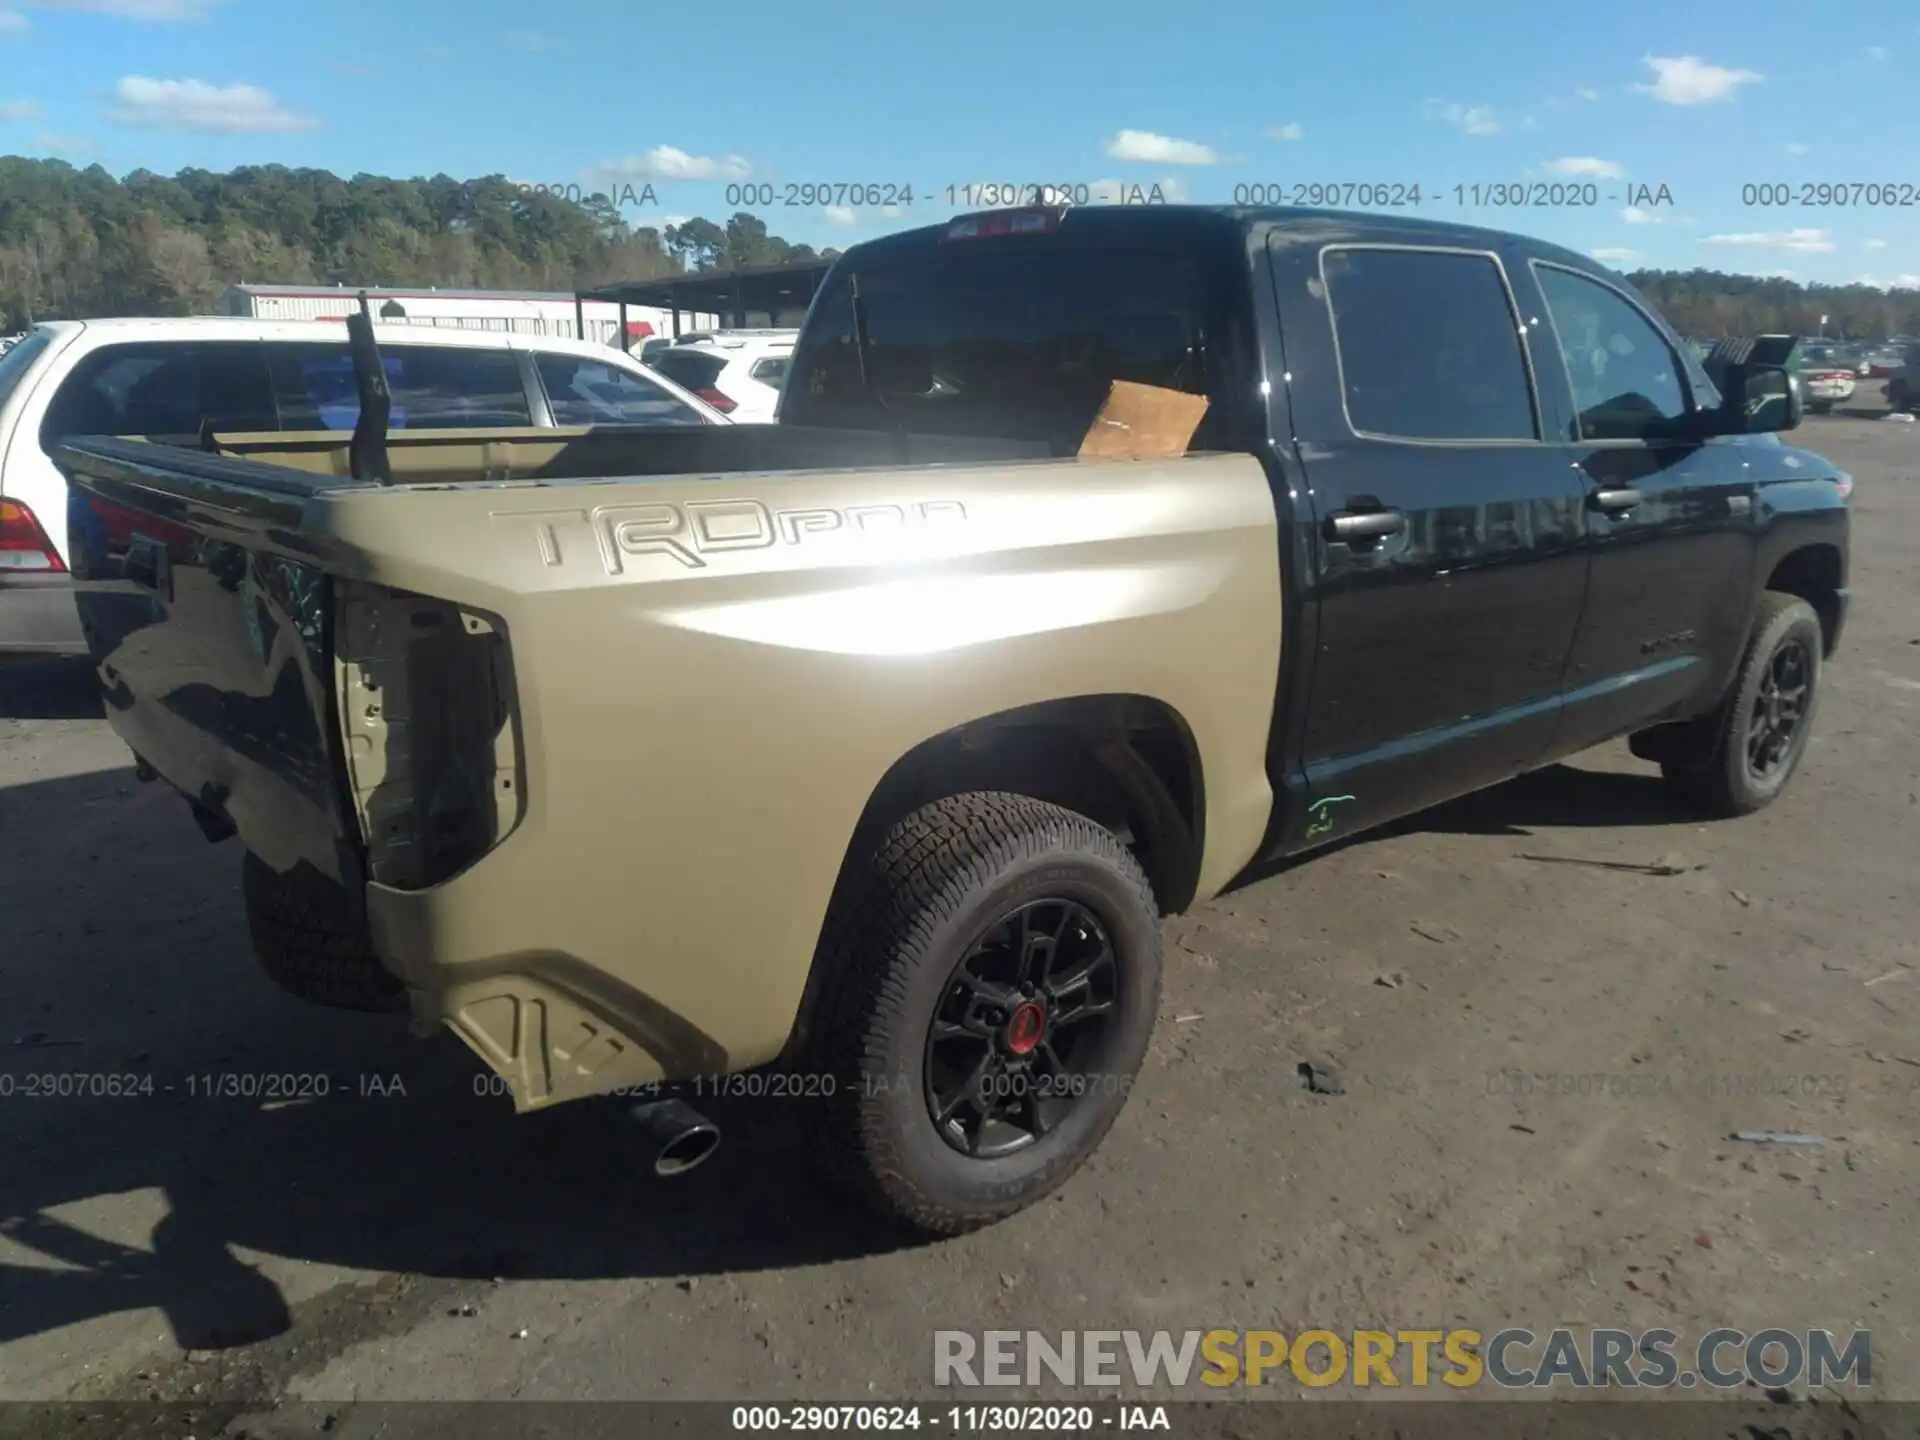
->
xmin=783 ymin=246 xmax=1223 ymax=449
xmin=535 ymin=353 xmax=709 ymax=426
xmin=269 ymin=342 xmax=531 ymax=429
xmin=647 ymin=349 xmax=728 ymax=391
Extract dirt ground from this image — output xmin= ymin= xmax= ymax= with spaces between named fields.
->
xmin=1 ymin=393 xmax=1916 ymax=1422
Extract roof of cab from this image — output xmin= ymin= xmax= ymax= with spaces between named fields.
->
xmin=836 ymin=203 xmax=1613 ymax=279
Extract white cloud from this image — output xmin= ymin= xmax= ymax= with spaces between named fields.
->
xmin=879 ymin=204 xmax=902 ymax=219
xmin=0 ymin=10 xmax=28 ymax=31
xmin=1621 ymin=205 xmax=1661 ymax=224
xmin=1635 ymin=54 xmax=1762 ymax=105
xmin=1547 ymin=156 xmax=1625 ymax=178
xmin=1866 ymin=45 xmax=1890 ymax=61
xmin=1104 ymin=129 xmax=1221 ymax=165
xmin=1865 ymin=237 xmax=1888 ymax=249
xmin=1520 ymin=113 xmax=1540 ymax=130
xmin=1270 ymin=122 xmax=1304 ymax=141
xmin=1854 ymin=273 xmax=1920 ymax=289
xmin=822 ymin=204 xmax=858 ymax=227
xmin=1785 ymin=142 xmax=1809 ymax=155
xmin=33 ymin=130 xmax=89 ymax=151
xmin=1701 ymin=227 xmax=1835 ymax=253
xmin=585 ymin=146 xmax=751 ymax=183
xmin=1591 ymin=247 xmax=1641 ymax=264
xmin=27 ymin=0 xmax=213 ymax=17
xmin=1425 ymin=100 xmax=1500 ymax=135
xmin=108 ymin=76 xmax=314 ymax=132
xmin=1575 ymin=85 xmax=1601 ymax=101
xmin=0 ymin=97 xmax=38 ymax=119
xmin=504 ymin=28 xmax=561 ymax=52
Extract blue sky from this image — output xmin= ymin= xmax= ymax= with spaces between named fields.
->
xmin=2 ymin=0 xmax=1916 ymax=287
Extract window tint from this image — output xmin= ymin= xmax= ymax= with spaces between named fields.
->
xmin=535 ymin=353 xmax=708 ymax=426
xmin=43 ymin=342 xmax=277 ymax=442
xmin=269 ymin=343 xmax=530 ymax=430
xmin=784 ymin=247 xmax=1221 ymax=449
xmin=1322 ymin=248 xmax=1537 ymax=441
xmin=647 ymin=349 xmax=728 ymax=391
xmin=749 ymin=355 xmax=791 ymax=385
xmin=1533 ymin=265 xmax=1689 ymax=441
xmin=0 ymin=329 xmax=52 ymax=413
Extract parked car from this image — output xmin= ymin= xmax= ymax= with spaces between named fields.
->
xmin=1862 ymin=350 xmax=1906 ymax=378
xmin=645 ymin=329 xmax=797 ymax=422
xmin=1798 ymin=347 xmax=1858 ymax=413
xmin=55 ymin=203 xmax=1849 ymax=1236
xmin=1888 ymin=343 xmax=1919 ymax=412
xmin=0 ymin=318 xmax=729 ymax=653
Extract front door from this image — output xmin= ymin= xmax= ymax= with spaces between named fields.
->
xmin=1267 ymin=236 xmax=1591 ymax=842
xmin=1518 ymin=261 xmax=1759 ymax=754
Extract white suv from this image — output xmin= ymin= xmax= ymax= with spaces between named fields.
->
xmin=0 ymin=318 xmax=729 ymax=654
xmin=645 ymin=330 xmax=796 ymax=424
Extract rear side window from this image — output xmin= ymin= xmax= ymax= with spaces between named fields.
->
xmin=1532 ymin=264 xmax=1689 ymax=441
xmin=0 ymin=330 xmax=53 ymax=413
xmin=749 ymin=355 xmax=791 ymax=385
xmin=42 ymin=342 xmax=277 ymax=443
xmin=535 ymin=353 xmax=709 ymax=426
xmin=647 ymin=349 xmax=728 ymax=392
xmin=269 ymin=343 xmax=531 ymax=429
xmin=1322 ymin=247 xmax=1538 ymax=442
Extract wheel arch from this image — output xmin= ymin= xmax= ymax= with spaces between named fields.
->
xmin=778 ymin=692 xmax=1205 ymax=1063
xmin=1763 ymin=542 xmax=1845 ymax=657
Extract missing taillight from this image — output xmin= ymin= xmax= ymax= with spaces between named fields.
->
xmin=333 ymin=583 xmax=524 ymax=891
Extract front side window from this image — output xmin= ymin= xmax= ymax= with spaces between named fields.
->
xmin=1321 ymin=247 xmax=1538 ymax=442
xmin=269 ymin=343 xmax=532 ymax=430
xmin=535 ymin=354 xmax=708 ymax=426
xmin=1533 ymin=265 xmax=1690 ymax=441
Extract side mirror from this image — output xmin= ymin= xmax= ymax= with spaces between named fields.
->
xmin=1706 ymin=362 xmax=1802 ymax=436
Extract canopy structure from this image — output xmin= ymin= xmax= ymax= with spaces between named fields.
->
xmin=576 ymin=260 xmax=834 ymax=349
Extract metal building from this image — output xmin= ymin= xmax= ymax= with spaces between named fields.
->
xmin=215 ymin=284 xmax=719 ymax=347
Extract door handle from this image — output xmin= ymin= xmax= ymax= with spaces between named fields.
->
xmin=1591 ymin=487 xmax=1643 ymax=514
xmin=1325 ymin=508 xmax=1407 ymax=543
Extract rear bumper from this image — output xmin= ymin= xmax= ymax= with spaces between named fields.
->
xmin=0 ymin=572 xmax=87 ymax=654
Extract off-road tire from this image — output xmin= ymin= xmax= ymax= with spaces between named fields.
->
xmin=1660 ymin=591 xmax=1824 ymax=818
xmin=241 ymin=852 xmax=407 ymax=1013
xmin=803 ymin=792 xmax=1162 ymax=1236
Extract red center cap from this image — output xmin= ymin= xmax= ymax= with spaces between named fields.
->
xmin=1005 ymin=1001 xmax=1046 ymax=1055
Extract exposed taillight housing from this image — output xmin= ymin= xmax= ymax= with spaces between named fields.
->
xmin=696 ymin=387 xmax=737 ymax=414
xmin=0 ymin=499 xmax=66 ymax=573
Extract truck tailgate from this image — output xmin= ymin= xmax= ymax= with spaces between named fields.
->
xmin=62 ymin=438 xmax=382 ymax=886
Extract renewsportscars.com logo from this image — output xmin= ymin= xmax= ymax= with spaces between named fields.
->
xmin=933 ymin=1328 xmax=1872 ymax=1391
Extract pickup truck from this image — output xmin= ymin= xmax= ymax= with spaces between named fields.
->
xmin=55 ymin=204 xmax=1851 ymax=1237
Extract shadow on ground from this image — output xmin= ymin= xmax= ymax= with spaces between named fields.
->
xmin=0 ymin=766 xmax=917 ymax=1359
xmin=0 ymin=656 xmax=102 ymax=721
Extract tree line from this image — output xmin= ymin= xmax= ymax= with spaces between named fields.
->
xmin=1622 ymin=268 xmax=1918 ymax=342
xmin=0 ymin=158 xmax=838 ymax=327
xmin=1 ymin=158 xmax=1915 ymax=339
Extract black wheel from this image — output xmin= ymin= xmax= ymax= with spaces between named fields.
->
xmin=241 ymin=852 xmax=407 ymax=1012
xmin=804 ymin=792 xmax=1162 ymax=1235
xmin=1661 ymin=592 xmax=1823 ymax=818
xmin=1808 ymin=400 xmax=1832 ymax=415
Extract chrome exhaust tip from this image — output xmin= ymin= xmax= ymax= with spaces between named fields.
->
xmin=628 ymin=1097 xmax=721 ymax=1177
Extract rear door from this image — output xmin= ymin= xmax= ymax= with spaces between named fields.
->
xmin=1517 ymin=260 xmax=1759 ymax=752
xmin=1266 ymin=235 xmax=1590 ymax=838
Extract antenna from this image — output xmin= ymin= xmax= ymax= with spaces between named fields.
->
xmin=346 ymin=291 xmax=393 ymax=485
